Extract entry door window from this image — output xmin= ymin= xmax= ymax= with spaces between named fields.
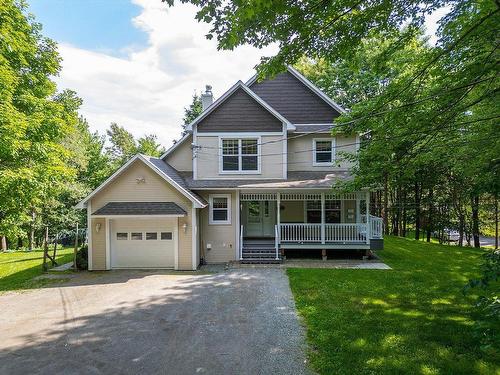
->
xmin=247 ymin=201 xmax=261 ymax=223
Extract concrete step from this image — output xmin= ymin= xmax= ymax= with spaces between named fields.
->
xmin=240 ymin=258 xmax=282 ymax=264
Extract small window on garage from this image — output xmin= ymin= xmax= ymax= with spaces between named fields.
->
xmin=131 ymin=232 xmax=143 ymax=240
xmin=146 ymin=232 xmax=158 ymax=240
xmin=116 ymin=232 xmax=128 ymax=240
xmin=160 ymin=232 xmax=173 ymax=240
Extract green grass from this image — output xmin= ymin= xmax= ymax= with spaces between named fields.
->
xmin=0 ymin=247 xmax=74 ymax=293
xmin=287 ymin=236 xmax=499 ymax=375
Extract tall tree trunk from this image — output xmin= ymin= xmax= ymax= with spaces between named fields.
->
xmin=415 ymin=181 xmax=421 ymax=240
xmin=495 ymin=195 xmax=498 ymax=250
xmin=426 ymin=188 xmax=434 ymax=242
xmin=401 ymin=188 xmax=407 ymax=237
xmin=383 ymin=173 xmax=389 ymax=235
xmin=1 ymin=236 xmax=7 ymax=252
xmin=29 ymin=209 xmax=36 ymax=251
xmin=458 ymin=214 xmax=465 ymax=247
xmin=471 ymin=195 xmax=480 ymax=248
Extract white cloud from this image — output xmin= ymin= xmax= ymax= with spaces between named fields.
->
xmin=55 ymin=0 xmax=277 ymax=146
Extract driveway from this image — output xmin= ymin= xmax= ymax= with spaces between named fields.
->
xmin=0 ymin=269 xmax=310 ymax=375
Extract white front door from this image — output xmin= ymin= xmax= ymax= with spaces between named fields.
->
xmin=110 ymin=218 xmax=176 ymax=268
xmin=244 ymin=201 xmax=276 ymax=237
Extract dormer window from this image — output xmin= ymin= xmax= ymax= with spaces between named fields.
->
xmin=313 ymin=138 xmax=335 ymax=166
xmin=220 ymin=137 xmax=260 ymax=174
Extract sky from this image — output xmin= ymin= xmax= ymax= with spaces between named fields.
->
xmin=28 ymin=0 xmax=448 ymax=147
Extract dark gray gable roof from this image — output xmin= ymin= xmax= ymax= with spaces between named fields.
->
xmin=197 ymin=87 xmax=283 ymax=132
xmin=249 ymin=71 xmax=340 ymax=124
xmin=92 ymin=202 xmax=186 ymax=216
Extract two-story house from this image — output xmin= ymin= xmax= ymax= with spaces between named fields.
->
xmin=77 ymin=66 xmax=383 ymax=270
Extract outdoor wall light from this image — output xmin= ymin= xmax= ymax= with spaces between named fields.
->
xmin=182 ymin=223 xmax=188 ymax=233
xmin=95 ymin=223 xmax=101 ymax=233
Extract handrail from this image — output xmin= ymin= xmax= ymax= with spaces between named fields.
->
xmin=239 ymin=225 xmax=243 ymax=260
xmin=274 ymin=225 xmax=279 ymax=260
xmin=279 ymin=223 xmax=370 ymax=243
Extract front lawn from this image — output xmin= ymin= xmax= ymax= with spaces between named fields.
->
xmin=287 ymin=236 xmax=499 ymax=374
xmin=0 ymin=247 xmax=74 ymax=293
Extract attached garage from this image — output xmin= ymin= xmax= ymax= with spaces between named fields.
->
xmin=92 ymin=201 xmax=188 ymax=269
xmin=110 ymin=218 xmax=177 ymax=269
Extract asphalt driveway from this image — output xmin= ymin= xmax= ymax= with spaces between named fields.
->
xmin=0 ymin=268 xmax=310 ymax=375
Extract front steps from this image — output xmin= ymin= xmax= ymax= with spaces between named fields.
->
xmin=240 ymin=238 xmax=282 ymax=264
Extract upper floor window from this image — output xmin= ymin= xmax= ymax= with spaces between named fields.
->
xmin=220 ymin=138 xmax=260 ymax=173
xmin=313 ymin=138 xmax=335 ymax=166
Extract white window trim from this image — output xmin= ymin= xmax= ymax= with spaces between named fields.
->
xmin=312 ymin=138 xmax=336 ymax=166
xmin=209 ymin=194 xmax=232 ymax=225
xmin=218 ymin=136 xmax=261 ymax=174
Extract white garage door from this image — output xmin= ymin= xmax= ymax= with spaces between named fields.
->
xmin=110 ymin=218 xmax=176 ymax=268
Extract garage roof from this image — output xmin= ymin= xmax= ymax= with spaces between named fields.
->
xmin=92 ymin=202 xmax=187 ymax=216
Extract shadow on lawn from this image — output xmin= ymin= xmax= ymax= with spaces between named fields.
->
xmin=0 ymin=269 xmax=310 ymax=375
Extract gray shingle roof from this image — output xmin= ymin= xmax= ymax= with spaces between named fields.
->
xmin=179 ymin=171 xmax=352 ymax=189
xmin=92 ymin=202 xmax=186 ymax=216
xmin=144 ymin=156 xmax=208 ymax=206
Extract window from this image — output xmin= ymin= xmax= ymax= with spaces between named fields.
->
xmin=146 ymin=232 xmax=158 ymax=240
xmin=116 ymin=232 xmax=128 ymax=240
xmin=313 ymin=139 xmax=335 ymax=165
xmin=306 ymin=200 xmax=342 ymax=223
xmin=325 ymin=200 xmax=341 ymax=223
xmin=160 ymin=232 xmax=173 ymax=240
xmin=306 ymin=200 xmax=321 ymax=223
xmin=209 ymin=194 xmax=231 ymax=224
xmin=221 ymin=138 xmax=260 ymax=173
xmin=131 ymin=232 xmax=143 ymax=240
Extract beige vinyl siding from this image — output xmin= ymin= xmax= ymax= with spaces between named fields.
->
xmin=287 ymin=134 xmax=357 ymax=171
xmin=164 ymin=136 xmax=193 ymax=171
xmin=281 ymin=201 xmax=305 ymax=223
xmin=90 ymin=159 xmax=195 ymax=270
xmin=91 ymin=218 xmax=106 ymax=270
xmin=199 ymin=191 xmax=238 ymax=263
xmin=196 ymin=135 xmax=284 ymax=179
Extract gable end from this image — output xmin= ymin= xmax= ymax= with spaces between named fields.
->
xmin=197 ymin=87 xmax=283 ymax=133
xmin=249 ymin=71 xmax=341 ymax=124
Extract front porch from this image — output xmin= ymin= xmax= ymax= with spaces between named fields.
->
xmin=238 ymin=191 xmax=383 ymax=262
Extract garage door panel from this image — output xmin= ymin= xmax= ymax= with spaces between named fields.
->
xmin=110 ymin=218 xmax=176 ymax=268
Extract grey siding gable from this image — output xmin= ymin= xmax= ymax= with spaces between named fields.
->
xmin=249 ymin=71 xmax=340 ymax=124
xmin=196 ymin=87 xmax=283 ymax=132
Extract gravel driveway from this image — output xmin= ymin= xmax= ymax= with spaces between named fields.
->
xmin=0 ymin=269 xmax=310 ymax=375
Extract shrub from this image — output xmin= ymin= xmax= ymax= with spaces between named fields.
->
xmin=464 ymin=250 xmax=500 ymax=355
xmin=76 ymin=245 xmax=88 ymax=270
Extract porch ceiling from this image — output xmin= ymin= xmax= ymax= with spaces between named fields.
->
xmin=179 ymin=171 xmax=352 ymax=189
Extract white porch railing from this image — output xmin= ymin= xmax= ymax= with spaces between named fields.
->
xmin=279 ymin=223 xmax=322 ymax=242
xmin=279 ymin=218 xmax=383 ymax=244
xmin=325 ymin=224 xmax=367 ymax=243
xmin=361 ymin=214 xmax=383 ymax=239
xmin=274 ymin=225 xmax=279 ymax=260
xmin=239 ymin=225 xmax=244 ymax=260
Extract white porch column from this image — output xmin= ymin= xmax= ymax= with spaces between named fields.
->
xmin=321 ymin=192 xmax=325 ymax=244
xmin=365 ymin=190 xmax=371 ymax=244
xmin=276 ymin=192 xmax=281 ymax=228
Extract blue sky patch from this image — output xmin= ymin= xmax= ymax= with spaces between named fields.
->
xmin=28 ymin=0 xmax=147 ymax=54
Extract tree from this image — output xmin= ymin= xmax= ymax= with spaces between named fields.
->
xmin=106 ymin=123 xmax=165 ymax=167
xmin=180 ymin=93 xmax=202 ymax=137
xmin=0 ymin=0 xmax=82 ymax=250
